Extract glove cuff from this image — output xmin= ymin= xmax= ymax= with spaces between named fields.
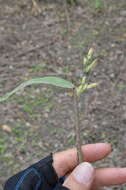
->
xmin=33 ymin=153 xmax=58 ymax=187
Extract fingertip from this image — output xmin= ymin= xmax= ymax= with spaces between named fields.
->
xmin=102 ymin=143 xmax=112 ymax=154
xmin=82 ymin=143 xmax=112 ymax=162
xmin=98 ymin=143 xmax=112 ymax=152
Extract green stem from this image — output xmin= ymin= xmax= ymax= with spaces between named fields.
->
xmin=73 ymin=88 xmax=83 ymax=164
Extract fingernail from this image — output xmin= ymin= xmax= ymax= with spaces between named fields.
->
xmin=73 ymin=162 xmax=94 ymax=185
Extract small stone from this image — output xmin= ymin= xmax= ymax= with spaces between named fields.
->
xmin=93 ymin=72 xmax=97 ymax=76
xmin=102 ymin=120 xmax=108 ymax=126
xmin=54 ymin=143 xmax=58 ymax=148
xmin=26 ymin=122 xmax=31 ymax=127
xmin=120 ymin=10 xmax=126 ymax=16
xmin=77 ymin=6 xmax=84 ymax=15
xmin=9 ymin=65 xmax=13 ymax=70
xmin=109 ymin=73 xmax=115 ymax=79
xmin=94 ymin=124 xmax=98 ymax=129
xmin=44 ymin=113 xmax=48 ymax=118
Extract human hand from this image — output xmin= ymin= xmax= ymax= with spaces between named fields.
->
xmin=53 ymin=143 xmax=126 ymax=190
xmin=4 ymin=143 xmax=126 ymax=190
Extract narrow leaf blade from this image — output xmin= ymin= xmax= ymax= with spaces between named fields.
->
xmin=0 ymin=77 xmax=74 ymax=102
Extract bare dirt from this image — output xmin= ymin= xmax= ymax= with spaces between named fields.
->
xmin=0 ymin=0 xmax=126 ymax=189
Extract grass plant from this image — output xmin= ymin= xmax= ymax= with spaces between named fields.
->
xmin=0 ymin=48 xmax=98 ymax=164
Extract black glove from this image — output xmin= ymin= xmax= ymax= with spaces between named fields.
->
xmin=4 ymin=153 xmax=69 ymax=190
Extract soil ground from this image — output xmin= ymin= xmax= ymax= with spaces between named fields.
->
xmin=0 ymin=0 xmax=126 ymax=189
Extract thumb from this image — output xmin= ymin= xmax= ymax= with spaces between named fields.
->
xmin=63 ymin=162 xmax=94 ymax=190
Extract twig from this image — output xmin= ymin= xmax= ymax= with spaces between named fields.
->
xmin=64 ymin=0 xmax=71 ymax=32
xmin=15 ymin=41 xmax=55 ymax=58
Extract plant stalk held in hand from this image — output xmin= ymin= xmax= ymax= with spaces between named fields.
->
xmin=0 ymin=48 xmax=98 ymax=164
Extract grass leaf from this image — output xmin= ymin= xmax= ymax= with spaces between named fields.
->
xmin=0 ymin=77 xmax=74 ymax=102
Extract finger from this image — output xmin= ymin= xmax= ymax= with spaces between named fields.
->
xmin=93 ymin=168 xmax=126 ymax=187
xmin=63 ymin=162 xmax=94 ymax=190
xmin=53 ymin=143 xmax=112 ymax=177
